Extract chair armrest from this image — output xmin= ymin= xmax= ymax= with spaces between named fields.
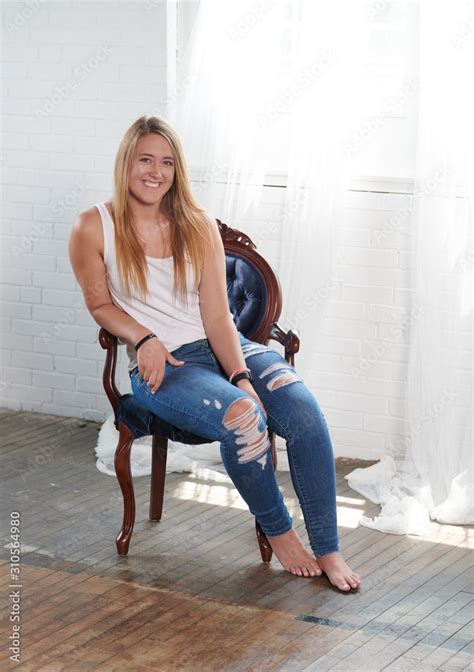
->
xmin=98 ymin=327 xmax=122 ymax=412
xmin=267 ymin=321 xmax=300 ymax=367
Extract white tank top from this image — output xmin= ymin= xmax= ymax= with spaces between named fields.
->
xmin=95 ymin=202 xmax=207 ymax=372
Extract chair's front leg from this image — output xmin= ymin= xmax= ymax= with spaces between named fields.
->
xmin=150 ymin=435 xmax=168 ymax=521
xmin=255 ymin=520 xmax=273 ymax=563
xmin=114 ymin=422 xmax=136 ymax=556
xmin=254 ymin=429 xmax=276 ymax=563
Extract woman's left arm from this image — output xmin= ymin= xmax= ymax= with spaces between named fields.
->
xmin=198 ymin=217 xmax=267 ymax=416
xmin=198 ymin=215 xmax=247 ymax=378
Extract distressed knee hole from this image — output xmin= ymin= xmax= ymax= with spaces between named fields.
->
xmin=223 ymin=397 xmax=269 ymax=466
xmin=241 ymin=344 xmax=269 ymax=359
xmin=259 ymin=362 xmax=302 ymax=391
xmin=267 ymin=371 xmax=301 ymax=391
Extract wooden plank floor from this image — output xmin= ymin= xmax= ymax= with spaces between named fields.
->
xmin=0 ymin=408 xmax=472 ymax=671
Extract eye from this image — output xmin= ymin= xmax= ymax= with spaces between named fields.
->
xmin=164 ymin=161 xmax=174 ymax=166
xmin=140 ymin=158 xmax=151 ymax=163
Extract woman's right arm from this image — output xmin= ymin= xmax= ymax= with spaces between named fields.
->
xmin=68 ymin=208 xmax=185 ymax=392
xmin=68 ymin=208 xmax=150 ymax=345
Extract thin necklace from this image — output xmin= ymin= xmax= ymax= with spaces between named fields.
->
xmin=136 ymin=220 xmax=170 ymax=244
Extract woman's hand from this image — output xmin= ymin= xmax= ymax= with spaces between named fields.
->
xmin=236 ymin=379 xmax=267 ymax=420
xmin=138 ymin=337 xmax=185 ymax=393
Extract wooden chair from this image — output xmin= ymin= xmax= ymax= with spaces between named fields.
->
xmin=99 ymin=218 xmax=300 ymax=558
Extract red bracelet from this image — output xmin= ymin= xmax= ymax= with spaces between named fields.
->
xmin=229 ymin=367 xmax=250 ymax=384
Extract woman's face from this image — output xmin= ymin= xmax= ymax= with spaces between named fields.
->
xmin=128 ymin=133 xmax=176 ymax=206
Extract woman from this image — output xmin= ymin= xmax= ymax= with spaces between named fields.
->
xmin=69 ymin=115 xmax=361 ymax=592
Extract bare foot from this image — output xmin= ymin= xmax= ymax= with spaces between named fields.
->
xmin=266 ymin=528 xmax=323 ymax=578
xmin=316 ymin=552 xmax=361 ymax=591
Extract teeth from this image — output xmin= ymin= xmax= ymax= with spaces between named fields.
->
xmin=144 ymin=181 xmax=161 ymax=188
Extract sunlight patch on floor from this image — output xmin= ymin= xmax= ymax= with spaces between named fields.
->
xmin=173 ymin=479 xmax=249 ymax=510
xmin=407 ymin=522 xmax=474 ymax=548
xmin=336 ymin=495 xmax=367 ymax=506
xmin=172 ymin=480 xmax=366 ymax=528
xmin=335 ymin=505 xmax=365 ymax=528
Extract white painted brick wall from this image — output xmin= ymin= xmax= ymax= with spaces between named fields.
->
xmin=1 ymin=0 xmax=168 ymax=422
xmin=1 ymin=2 xmax=469 ymax=464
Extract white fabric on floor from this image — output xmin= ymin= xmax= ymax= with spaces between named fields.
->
xmin=345 ymin=455 xmax=473 ymax=536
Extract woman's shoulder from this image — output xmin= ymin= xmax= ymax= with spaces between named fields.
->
xmin=75 ymin=203 xmax=103 ymax=227
xmin=70 ymin=203 xmax=104 ymax=257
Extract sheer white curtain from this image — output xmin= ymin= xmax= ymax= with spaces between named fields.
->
xmin=174 ymin=1 xmax=367 ymax=377
xmin=346 ymin=0 xmax=473 ymax=532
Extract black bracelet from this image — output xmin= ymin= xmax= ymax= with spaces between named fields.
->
xmin=231 ymin=370 xmax=253 ymax=385
xmin=134 ymin=332 xmax=157 ymax=352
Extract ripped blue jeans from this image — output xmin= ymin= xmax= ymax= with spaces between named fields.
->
xmin=129 ymin=331 xmax=339 ymax=557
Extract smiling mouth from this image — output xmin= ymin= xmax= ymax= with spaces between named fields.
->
xmin=143 ymin=180 xmax=162 ymax=188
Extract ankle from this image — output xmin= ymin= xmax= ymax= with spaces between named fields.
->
xmin=316 ymin=550 xmax=341 ymax=561
xmin=266 ymin=527 xmax=294 ymax=539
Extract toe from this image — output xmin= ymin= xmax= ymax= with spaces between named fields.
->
xmin=338 ymin=580 xmax=350 ymax=591
xmin=311 ymin=559 xmax=322 ymax=576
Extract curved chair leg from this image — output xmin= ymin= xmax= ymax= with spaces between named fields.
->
xmin=255 ymin=430 xmax=277 ymax=563
xmin=150 ymin=435 xmax=168 ymax=521
xmin=256 ymin=520 xmax=273 ymax=563
xmin=114 ymin=422 xmax=135 ymax=556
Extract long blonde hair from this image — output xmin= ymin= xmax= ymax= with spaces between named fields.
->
xmin=111 ymin=115 xmax=215 ymax=307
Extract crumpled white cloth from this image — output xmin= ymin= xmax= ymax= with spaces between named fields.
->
xmin=95 ymin=413 xmax=290 ymax=480
xmin=430 ymin=470 xmax=474 ymax=525
xmin=345 ymin=455 xmax=473 ymax=535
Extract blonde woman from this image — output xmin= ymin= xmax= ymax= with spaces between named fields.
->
xmin=69 ymin=116 xmax=361 ymax=592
